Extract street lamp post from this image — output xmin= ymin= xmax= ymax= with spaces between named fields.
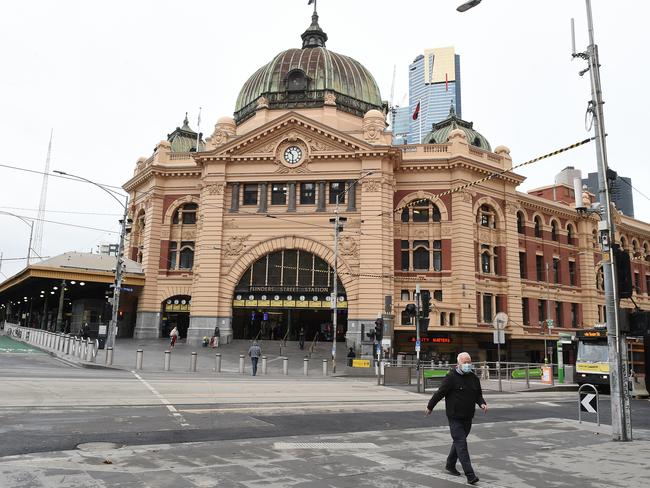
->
xmin=53 ymin=170 xmax=130 ymax=350
xmin=0 ymin=211 xmax=36 ymax=266
xmin=329 ymin=171 xmax=373 ymax=373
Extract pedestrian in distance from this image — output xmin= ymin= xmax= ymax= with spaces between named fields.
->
xmin=347 ymin=347 xmax=356 ymax=366
xmin=425 ymin=352 xmax=487 ymax=485
xmin=210 ymin=326 xmax=220 ymax=348
xmin=248 ymin=340 xmax=262 ymax=376
xmin=298 ymin=326 xmax=305 ymax=350
xmin=169 ymin=326 xmax=179 ymax=350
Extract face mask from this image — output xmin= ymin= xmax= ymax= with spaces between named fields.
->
xmin=460 ymin=363 xmax=473 ymax=374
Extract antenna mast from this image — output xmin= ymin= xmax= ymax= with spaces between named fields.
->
xmin=389 ymin=64 xmax=396 ymax=129
xmin=34 ymin=129 xmax=53 ymax=256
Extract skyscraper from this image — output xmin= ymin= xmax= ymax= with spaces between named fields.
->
xmin=392 ymin=47 xmax=462 ymax=144
xmin=583 ymin=171 xmax=635 ymax=217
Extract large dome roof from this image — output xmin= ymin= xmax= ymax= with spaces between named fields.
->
xmin=234 ymin=12 xmax=383 ymax=123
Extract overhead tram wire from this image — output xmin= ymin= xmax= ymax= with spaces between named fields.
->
xmin=0 ymin=206 xmax=122 ymax=216
xmin=379 ymin=136 xmax=596 ymax=218
xmin=0 ymin=255 xmax=52 ymax=262
xmin=1 ymin=213 xmax=119 ymax=234
xmin=617 ymin=176 xmax=650 ymax=204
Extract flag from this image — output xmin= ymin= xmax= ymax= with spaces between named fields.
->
xmin=197 ymin=107 xmax=202 ymax=127
xmin=412 ymin=101 xmax=420 ymax=120
xmin=308 ymin=0 xmax=314 ymax=4
xmin=445 ymin=73 xmax=449 ymax=92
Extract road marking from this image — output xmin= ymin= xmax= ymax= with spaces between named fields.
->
xmin=537 ymin=401 xmax=562 ymax=407
xmin=131 ymin=371 xmax=190 ymax=427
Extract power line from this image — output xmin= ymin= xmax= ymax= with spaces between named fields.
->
xmin=617 ymin=176 xmax=650 ymax=204
xmin=0 ymin=213 xmax=119 ymax=234
xmin=0 ymin=206 xmax=121 ymax=216
xmin=0 ymin=162 xmax=126 ymax=192
xmin=0 ymin=256 xmax=51 ymax=262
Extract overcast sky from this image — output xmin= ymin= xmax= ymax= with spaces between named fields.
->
xmin=1 ymin=0 xmax=648 ymax=279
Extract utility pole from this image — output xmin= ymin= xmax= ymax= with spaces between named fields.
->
xmin=573 ymin=0 xmax=632 ymax=441
xmin=55 ymin=280 xmax=66 ymax=332
xmin=107 ymin=200 xmax=130 ymax=349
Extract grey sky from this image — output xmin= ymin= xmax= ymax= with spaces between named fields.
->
xmin=1 ymin=0 xmax=648 ymax=279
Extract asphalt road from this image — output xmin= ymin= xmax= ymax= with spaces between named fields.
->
xmin=1 ymin=351 xmax=649 ymax=459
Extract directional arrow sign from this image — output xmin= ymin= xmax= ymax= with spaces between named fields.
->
xmin=580 ymin=393 xmax=597 ymax=413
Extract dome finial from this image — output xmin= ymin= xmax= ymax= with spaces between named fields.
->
xmin=182 ymin=112 xmax=190 ymax=129
xmin=302 ymin=0 xmax=327 ymax=48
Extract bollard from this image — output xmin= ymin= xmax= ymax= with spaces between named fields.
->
xmin=525 ymin=364 xmax=530 ymax=389
xmin=163 ymin=350 xmax=171 ymax=371
xmin=190 ymin=351 xmax=198 ymax=372
xmin=86 ymin=339 xmax=93 ymax=361
xmin=106 ymin=346 xmax=114 ymax=366
xmin=136 ymin=349 xmax=143 ymax=370
xmin=80 ymin=339 xmax=86 ymax=359
xmin=65 ymin=335 xmax=71 ymax=355
xmin=322 ymin=359 xmax=328 ymax=376
xmin=303 ymin=357 xmax=309 ymax=376
xmin=239 ymin=354 xmax=245 ymax=374
xmin=215 ymin=353 xmax=222 ymax=373
xmin=261 ymin=356 xmax=267 ymax=375
xmin=54 ymin=334 xmax=60 ymax=351
xmin=283 ymin=357 xmax=289 ymax=375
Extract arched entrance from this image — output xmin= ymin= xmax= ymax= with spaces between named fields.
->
xmin=232 ymin=249 xmax=347 ymax=341
xmin=161 ymin=295 xmax=191 ymax=339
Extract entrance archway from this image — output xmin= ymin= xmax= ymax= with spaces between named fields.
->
xmin=232 ymin=249 xmax=348 ymax=341
xmin=161 ymin=295 xmax=191 ymax=339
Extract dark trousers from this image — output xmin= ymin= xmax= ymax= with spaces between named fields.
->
xmin=251 ymin=357 xmax=259 ymax=376
xmin=447 ymin=418 xmax=475 ymax=477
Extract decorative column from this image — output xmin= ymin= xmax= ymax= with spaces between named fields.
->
xmin=230 ymin=183 xmax=240 ymax=213
xmin=316 ymin=181 xmax=326 ymax=212
xmin=287 ymin=182 xmax=296 ymax=212
xmin=258 ymin=183 xmax=268 ymax=213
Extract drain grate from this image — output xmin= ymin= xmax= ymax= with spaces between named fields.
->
xmin=273 ymin=442 xmax=378 ymax=450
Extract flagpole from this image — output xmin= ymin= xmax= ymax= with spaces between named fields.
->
xmin=419 ymin=98 xmax=422 ymax=144
xmin=196 ymin=107 xmax=202 ymax=152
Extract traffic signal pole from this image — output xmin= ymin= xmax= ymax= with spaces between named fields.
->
xmin=415 ymin=284 xmax=421 ymax=391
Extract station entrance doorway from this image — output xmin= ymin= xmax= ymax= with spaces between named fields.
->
xmin=231 ymin=249 xmax=348 ymax=341
xmin=161 ymin=295 xmax=191 ymax=339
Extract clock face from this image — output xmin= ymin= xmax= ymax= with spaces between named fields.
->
xmin=283 ymin=146 xmax=302 ymax=164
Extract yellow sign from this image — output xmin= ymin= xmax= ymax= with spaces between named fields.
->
xmin=271 ymin=300 xmax=283 ymax=307
xmin=283 ymin=300 xmax=296 ymax=307
xmin=257 ymin=300 xmax=270 ymax=307
xmin=352 ymin=359 xmax=371 ymax=368
xmin=576 ymin=362 xmax=610 ymax=373
xmin=232 ymin=300 xmax=245 ymax=307
xmin=245 ymin=300 xmax=257 ymax=307
xmin=296 ymin=300 xmax=309 ymax=308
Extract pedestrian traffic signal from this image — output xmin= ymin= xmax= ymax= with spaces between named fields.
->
xmin=366 ymin=330 xmax=375 ymax=341
xmin=418 ymin=317 xmax=430 ymax=335
xmin=421 ymin=291 xmax=431 ymax=318
xmin=374 ymin=318 xmax=383 ymax=342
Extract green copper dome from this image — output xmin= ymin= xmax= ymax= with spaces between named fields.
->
xmin=234 ymin=12 xmax=383 ymax=123
xmin=423 ymin=105 xmax=491 ymax=151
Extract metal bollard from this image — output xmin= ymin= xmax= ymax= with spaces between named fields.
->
xmin=303 ymin=357 xmax=309 ymax=376
xmin=283 ymin=357 xmax=289 ymax=375
xmin=261 ymin=356 xmax=267 ymax=375
xmin=163 ymin=350 xmax=171 ymax=371
xmin=525 ymin=364 xmax=530 ymax=389
xmin=80 ymin=340 xmax=86 ymax=359
xmin=322 ymin=359 xmax=328 ymax=376
xmin=190 ymin=351 xmax=197 ymax=372
xmin=136 ymin=349 xmax=143 ymax=370
xmin=65 ymin=335 xmax=71 ymax=354
xmin=215 ymin=353 xmax=222 ymax=372
xmin=106 ymin=346 xmax=113 ymax=366
xmin=239 ymin=354 xmax=245 ymax=374
xmin=86 ymin=339 xmax=93 ymax=361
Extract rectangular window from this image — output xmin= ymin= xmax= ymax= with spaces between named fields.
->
xmin=482 ymin=293 xmax=493 ymax=323
xmin=536 ymin=255 xmax=544 ymax=281
xmin=179 ymin=241 xmax=194 ymax=269
xmin=555 ymin=301 xmax=563 ymax=327
xmin=569 ymin=261 xmax=576 ymax=286
xmin=571 ymin=303 xmax=579 ymax=327
xmin=433 ymin=290 xmax=443 ymax=301
xmin=243 ymin=184 xmax=258 ymax=205
xmin=182 ymin=209 xmax=196 ymax=225
xmin=299 ymin=183 xmax=315 ymax=205
xmin=432 ymin=240 xmax=442 ymax=271
xmin=401 ymin=310 xmax=412 ymax=326
xmin=538 ymin=299 xmax=547 ymax=323
xmin=168 ymin=242 xmax=177 ymax=269
xmin=400 ymin=290 xmax=410 ymax=301
xmin=413 ymin=240 xmax=429 ymax=270
xmin=519 ymin=252 xmax=527 ymax=279
xmin=522 ymin=298 xmax=530 ymax=325
xmin=329 ymin=181 xmax=345 ymax=204
xmin=401 ymin=240 xmax=409 ymax=271
xmin=646 ymin=275 xmax=650 ymax=296
xmin=493 ymin=248 xmax=500 ymax=276
xmin=271 ymin=183 xmax=287 ymax=205
xmin=553 ymin=258 xmax=560 ymax=284
xmin=495 ymin=295 xmax=504 ymax=313
xmin=412 ymin=207 xmax=429 ymax=222
xmin=634 ymin=272 xmax=640 ymax=293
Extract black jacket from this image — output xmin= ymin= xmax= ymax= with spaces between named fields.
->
xmin=427 ymin=369 xmax=486 ymax=420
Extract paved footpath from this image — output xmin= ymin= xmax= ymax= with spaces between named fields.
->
xmin=0 ymin=418 xmax=649 ymax=487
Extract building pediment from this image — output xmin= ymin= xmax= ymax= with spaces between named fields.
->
xmin=194 ymin=112 xmax=389 ymax=164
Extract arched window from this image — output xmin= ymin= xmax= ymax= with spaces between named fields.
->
xmin=478 ymin=204 xmax=497 ymax=229
xmin=287 ymin=69 xmax=308 ymax=92
xmin=593 ymin=229 xmax=599 ymax=249
xmin=431 ymin=204 xmax=441 ymax=222
xmin=534 ymin=216 xmax=542 ymax=238
xmin=567 ymin=223 xmax=576 ymax=245
xmin=620 ymin=235 xmax=628 ymax=251
xmin=413 ymin=241 xmax=430 ymax=270
xmin=550 ymin=220 xmax=559 ymax=241
xmin=481 ymin=251 xmax=491 ymax=273
xmin=631 ymin=239 xmax=640 ymax=256
xmin=449 ymin=312 xmax=456 ymax=326
xmin=517 ymin=211 xmax=525 ymax=234
xmin=179 ymin=244 xmax=195 ymax=269
xmin=644 ymin=242 xmax=650 ymax=262
xmin=596 ymin=266 xmax=604 ymax=291
xmin=401 ymin=207 xmax=409 ymax=222
xmin=172 ymin=202 xmax=198 ymax=225
xmin=412 ymin=202 xmax=429 ymax=222
xmin=402 ymin=199 xmax=443 ymax=222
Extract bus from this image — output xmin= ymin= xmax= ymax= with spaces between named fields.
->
xmin=575 ymin=327 xmax=609 ymax=386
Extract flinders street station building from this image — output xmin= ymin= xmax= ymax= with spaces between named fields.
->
xmin=120 ymin=11 xmax=650 ymax=364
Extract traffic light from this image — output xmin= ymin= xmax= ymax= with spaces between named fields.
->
xmin=613 ymin=244 xmax=633 ymax=299
xmin=366 ymin=329 xmax=375 ymax=341
xmin=405 ymin=303 xmax=417 ymax=318
xmin=374 ymin=318 xmax=383 ymax=342
xmin=418 ymin=317 xmax=430 ymax=335
xmin=421 ymin=291 xmax=431 ymax=318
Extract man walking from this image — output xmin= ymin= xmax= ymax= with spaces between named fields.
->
xmin=425 ymin=352 xmax=487 ymax=485
xmin=247 ymin=341 xmax=262 ymax=376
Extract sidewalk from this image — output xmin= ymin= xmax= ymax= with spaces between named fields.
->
xmin=0 ymin=418 xmax=648 ymax=487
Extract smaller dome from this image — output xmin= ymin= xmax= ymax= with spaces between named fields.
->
xmin=423 ymin=105 xmax=491 ymax=151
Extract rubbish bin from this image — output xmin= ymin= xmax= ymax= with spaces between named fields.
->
xmin=541 ymin=365 xmax=553 ymax=384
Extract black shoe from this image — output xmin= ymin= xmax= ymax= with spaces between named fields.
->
xmin=467 ymin=475 xmax=479 ymax=485
xmin=445 ymin=465 xmax=461 ymax=476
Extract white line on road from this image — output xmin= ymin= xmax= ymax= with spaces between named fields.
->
xmin=537 ymin=401 xmax=563 ymax=407
xmin=131 ymin=371 xmax=190 ymax=427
